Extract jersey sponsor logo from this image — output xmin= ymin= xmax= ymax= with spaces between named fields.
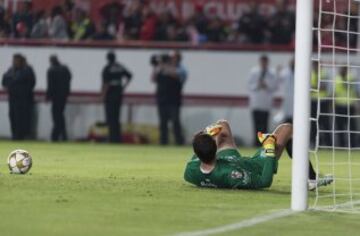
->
xmin=200 ymin=178 xmax=217 ymax=188
xmin=231 ymin=170 xmax=251 ymax=185
xmin=231 ymin=170 xmax=243 ymax=179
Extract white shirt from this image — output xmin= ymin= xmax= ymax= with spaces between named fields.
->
xmin=279 ymin=67 xmax=295 ymax=118
xmin=247 ymin=66 xmax=278 ymax=111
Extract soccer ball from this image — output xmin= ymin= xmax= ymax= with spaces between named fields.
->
xmin=7 ymin=149 xmax=33 ymax=174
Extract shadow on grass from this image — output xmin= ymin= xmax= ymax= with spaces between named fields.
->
xmin=181 ymin=184 xmax=291 ymax=196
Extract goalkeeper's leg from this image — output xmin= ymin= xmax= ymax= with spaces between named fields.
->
xmin=263 ymin=123 xmax=333 ymax=190
xmin=285 ymin=138 xmax=316 ymax=180
xmin=284 ymin=131 xmax=333 ymax=190
xmin=272 ymin=123 xmax=293 ymax=159
xmin=257 ymin=123 xmax=292 ymax=158
xmin=261 ymin=123 xmax=319 ymax=178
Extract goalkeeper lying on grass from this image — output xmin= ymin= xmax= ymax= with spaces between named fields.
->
xmin=184 ymin=120 xmax=333 ymax=190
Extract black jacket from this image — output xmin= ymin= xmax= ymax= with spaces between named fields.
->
xmin=46 ymin=64 xmax=72 ymax=101
xmin=102 ymin=62 xmax=132 ymax=100
xmin=154 ymin=70 xmax=182 ymax=106
xmin=2 ymin=65 xmax=36 ymax=101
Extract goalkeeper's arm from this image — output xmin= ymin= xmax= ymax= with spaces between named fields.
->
xmin=204 ymin=120 xmax=237 ymax=151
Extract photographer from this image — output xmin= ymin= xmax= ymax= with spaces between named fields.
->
xmin=151 ymin=50 xmax=187 ymax=145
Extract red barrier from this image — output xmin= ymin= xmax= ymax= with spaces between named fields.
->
xmin=0 ymin=38 xmax=294 ymax=52
xmin=0 ymin=90 xmax=282 ymax=107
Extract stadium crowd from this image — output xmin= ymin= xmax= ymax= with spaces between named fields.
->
xmin=0 ymin=0 xmax=298 ymax=44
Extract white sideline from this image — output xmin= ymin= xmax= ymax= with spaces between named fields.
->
xmin=173 ymin=209 xmax=296 ymax=236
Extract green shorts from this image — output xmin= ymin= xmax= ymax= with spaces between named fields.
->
xmin=250 ymin=148 xmax=278 ymax=174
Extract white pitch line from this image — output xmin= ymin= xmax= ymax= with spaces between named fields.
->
xmin=173 ymin=209 xmax=296 ymax=236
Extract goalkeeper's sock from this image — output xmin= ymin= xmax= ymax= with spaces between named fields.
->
xmin=286 ymin=139 xmax=293 ymax=158
xmin=308 ymin=162 xmax=317 ymax=180
xmin=287 ymin=139 xmax=317 ymax=180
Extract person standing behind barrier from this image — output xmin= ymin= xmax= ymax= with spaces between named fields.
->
xmin=334 ymin=67 xmax=359 ymax=147
xmin=2 ymin=54 xmax=36 ymax=140
xmin=46 ymin=55 xmax=71 ymax=141
xmin=48 ymin=6 xmax=69 ymax=40
xmin=310 ymin=61 xmax=331 ymax=147
xmin=151 ymin=51 xmax=187 ymax=145
xmin=247 ymin=55 xmax=278 ymax=146
xmin=279 ymin=57 xmax=295 ymax=123
xmin=102 ymin=51 xmax=132 ymax=143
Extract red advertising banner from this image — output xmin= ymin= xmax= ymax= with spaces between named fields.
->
xmin=11 ymin=0 xmax=349 ymax=22
xmin=29 ymin=0 xmax=296 ymax=22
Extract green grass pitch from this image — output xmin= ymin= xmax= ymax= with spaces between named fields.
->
xmin=0 ymin=142 xmax=359 ymax=236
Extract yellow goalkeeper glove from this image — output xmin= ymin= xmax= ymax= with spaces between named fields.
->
xmin=204 ymin=124 xmax=222 ymax=136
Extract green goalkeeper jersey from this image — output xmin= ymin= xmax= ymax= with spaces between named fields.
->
xmin=184 ymin=149 xmax=278 ymax=189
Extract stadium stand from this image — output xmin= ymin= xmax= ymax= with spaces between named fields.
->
xmin=0 ymin=0 xmax=298 ymax=44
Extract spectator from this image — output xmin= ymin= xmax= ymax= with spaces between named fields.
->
xmin=62 ymin=0 xmax=75 ymax=20
xmin=206 ymin=17 xmax=227 ymax=42
xmin=2 ymin=54 xmax=36 ymax=140
xmin=93 ymin=22 xmax=115 ymax=40
xmin=335 ymin=17 xmax=347 ymax=47
xmin=334 ymin=67 xmax=358 ymax=147
xmin=48 ymin=6 xmax=69 ymax=40
xmin=71 ymin=8 xmax=95 ymax=40
xmin=99 ymin=1 xmax=124 ymax=38
xmin=318 ymin=14 xmax=333 ymax=46
xmin=139 ymin=6 xmax=157 ymax=41
xmin=247 ymin=55 xmax=278 ymax=146
xmin=310 ymin=61 xmax=331 ymax=147
xmin=46 ymin=55 xmax=72 ymax=142
xmin=238 ymin=2 xmax=267 ymax=44
xmin=151 ymin=51 xmax=187 ymax=145
xmin=101 ymin=51 xmax=132 ymax=143
xmin=11 ymin=2 xmax=33 ymax=38
xmin=279 ymin=57 xmax=294 ymax=123
xmin=155 ymin=11 xmax=176 ymax=41
xmin=61 ymin=0 xmax=75 ymax=34
xmin=123 ymin=1 xmax=143 ymax=40
xmin=0 ymin=4 xmax=10 ymax=38
xmin=165 ymin=23 xmax=189 ymax=42
xmin=190 ymin=4 xmax=208 ymax=42
xmin=348 ymin=2 xmax=359 ymax=48
xmin=268 ymin=0 xmax=295 ymax=44
xmin=30 ymin=10 xmax=47 ymax=39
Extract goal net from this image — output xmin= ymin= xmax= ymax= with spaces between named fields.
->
xmin=311 ymin=0 xmax=360 ymax=212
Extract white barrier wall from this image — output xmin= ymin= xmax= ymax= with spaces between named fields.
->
xmin=0 ymin=46 xmax=293 ymax=144
xmin=0 ymin=46 xmax=292 ymax=94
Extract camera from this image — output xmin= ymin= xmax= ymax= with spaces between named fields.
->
xmin=150 ymin=54 xmax=171 ymax=67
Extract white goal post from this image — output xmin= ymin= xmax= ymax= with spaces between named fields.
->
xmin=291 ymin=0 xmax=313 ymax=211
